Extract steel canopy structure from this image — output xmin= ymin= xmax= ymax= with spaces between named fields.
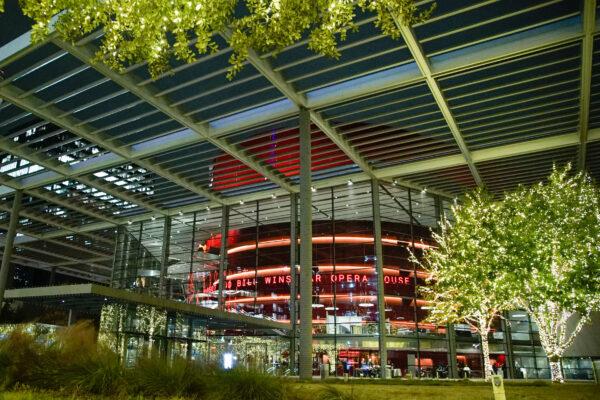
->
xmin=0 ymin=1 xmax=598 ymax=305
xmin=4 ymin=283 xmax=290 ymax=332
xmin=0 ymin=1 xmax=600 ymax=290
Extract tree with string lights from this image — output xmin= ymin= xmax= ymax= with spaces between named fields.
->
xmin=417 ymin=190 xmax=516 ymax=381
xmin=502 ymin=165 xmax=600 ymax=383
xmin=1 ymin=0 xmax=434 ymax=79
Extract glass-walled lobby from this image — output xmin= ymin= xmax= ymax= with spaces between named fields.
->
xmin=109 ymin=180 xmax=595 ymax=380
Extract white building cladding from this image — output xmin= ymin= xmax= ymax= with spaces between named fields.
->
xmin=0 ymin=0 xmax=599 ymax=380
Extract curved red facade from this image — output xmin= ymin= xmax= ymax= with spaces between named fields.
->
xmin=186 ymin=220 xmax=435 ymax=331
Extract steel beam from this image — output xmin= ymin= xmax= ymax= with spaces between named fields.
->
xmin=2 ymin=16 xmax=585 ymax=200
xmin=0 ymin=138 xmax=125 ymax=223
xmin=227 ymin=31 xmax=381 ymax=189
xmin=298 ymin=107 xmax=313 ymax=380
xmin=12 ymin=183 xmax=118 ymax=226
xmin=44 ymin=237 xmax=113 ymax=259
xmin=0 ymin=199 xmax=109 ymax=243
xmin=0 ymin=216 xmax=109 ymax=253
xmin=310 ymin=111 xmax=377 ymax=178
xmin=5 ymin=253 xmax=109 ymax=283
xmin=0 ymin=84 xmax=224 ymax=208
xmin=0 ymin=86 xmax=181 ymax=214
xmin=396 ymin=21 xmax=483 ymax=186
xmin=371 ymin=179 xmax=388 ymax=378
xmin=53 ymin=38 xmax=295 ymax=194
xmin=53 ymin=257 xmax=111 ymax=267
xmin=578 ymin=0 xmax=597 ymax=169
xmin=0 ymin=190 xmax=22 ymax=311
xmin=0 ymin=20 xmax=58 ymax=69
xmin=28 ymin=127 xmax=600 ymax=238
xmin=16 ymin=243 xmax=111 ymax=272
xmin=222 ymin=30 xmax=307 ymax=108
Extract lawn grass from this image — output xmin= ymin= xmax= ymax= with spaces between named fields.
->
xmin=1 ymin=381 xmax=598 ymax=400
xmin=294 ymin=382 xmax=599 ymax=400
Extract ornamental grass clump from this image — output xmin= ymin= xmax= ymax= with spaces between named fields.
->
xmin=128 ymin=354 xmax=211 ymax=399
xmin=31 ymin=321 xmax=125 ymax=395
xmin=208 ymin=368 xmax=285 ymax=400
xmin=0 ymin=329 xmax=44 ymax=389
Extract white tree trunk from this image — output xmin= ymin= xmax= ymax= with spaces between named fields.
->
xmin=549 ymin=358 xmax=564 ymax=383
xmin=481 ymin=333 xmax=494 ymax=380
xmin=527 ymin=305 xmax=591 ymax=384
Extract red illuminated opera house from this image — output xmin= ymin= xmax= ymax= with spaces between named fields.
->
xmin=185 ymin=220 xmax=434 ymax=331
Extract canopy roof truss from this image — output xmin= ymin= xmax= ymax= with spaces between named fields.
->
xmin=0 ymin=0 xmax=599 ymax=282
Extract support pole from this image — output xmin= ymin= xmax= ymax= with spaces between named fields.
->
xmin=371 ymin=179 xmax=388 ymax=378
xmin=408 ymin=189 xmax=421 ymax=375
xmin=0 ymin=190 xmax=22 ymax=312
xmin=289 ymin=193 xmax=298 ymax=374
xmin=159 ymin=216 xmax=172 ymax=298
xmin=218 ymin=206 xmax=229 ymax=310
xmin=299 ymin=107 xmax=313 ymax=380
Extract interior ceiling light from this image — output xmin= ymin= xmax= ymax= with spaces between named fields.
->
xmin=358 ymin=302 xmax=374 ymax=307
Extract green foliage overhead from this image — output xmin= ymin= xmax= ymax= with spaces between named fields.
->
xmin=4 ymin=0 xmax=434 ymax=79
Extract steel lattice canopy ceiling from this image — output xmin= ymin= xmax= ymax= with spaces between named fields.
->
xmin=0 ymin=0 xmax=599 ymax=283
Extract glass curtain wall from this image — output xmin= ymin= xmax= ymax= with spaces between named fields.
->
xmin=379 ymin=183 xmax=445 ymax=378
xmin=108 ymin=182 xmax=595 ymax=380
xmin=224 ymin=196 xmax=292 ymax=319
xmin=112 ymin=218 xmax=166 ymax=296
xmin=167 ymin=209 xmax=222 ymax=307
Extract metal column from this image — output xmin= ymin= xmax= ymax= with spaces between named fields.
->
xmin=289 ymin=193 xmax=298 ymax=374
xmin=408 ymin=189 xmax=421 ymax=375
xmin=298 ymin=107 xmax=313 ymax=380
xmin=0 ymin=190 xmax=22 ymax=312
xmin=218 ymin=205 xmax=229 ymax=310
xmin=447 ymin=323 xmax=458 ymax=378
xmin=159 ymin=216 xmax=172 ymax=298
xmin=371 ymin=179 xmax=388 ymax=378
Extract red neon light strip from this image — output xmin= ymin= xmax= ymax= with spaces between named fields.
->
xmin=227 ymin=235 xmax=433 ymax=255
xmin=225 ymin=294 xmax=430 ymax=306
